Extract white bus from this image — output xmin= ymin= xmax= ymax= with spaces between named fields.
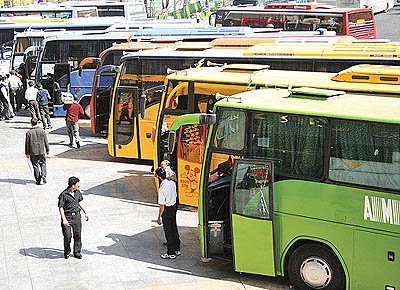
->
xmin=60 ymin=1 xmax=147 ymax=20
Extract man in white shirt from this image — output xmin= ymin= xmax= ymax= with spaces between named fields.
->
xmin=25 ymin=81 xmax=40 ymax=122
xmin=155 ymin=167 xmax=181 ymax=259
xmin=8 ymin=70 xmax=23 ymax=113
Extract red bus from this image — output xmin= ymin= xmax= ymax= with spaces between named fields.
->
xmin=213 ymin=4 xmax=376 ymax=39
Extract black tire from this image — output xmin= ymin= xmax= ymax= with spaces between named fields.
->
xmin=287 ymin=243 xmax=345 ymax=290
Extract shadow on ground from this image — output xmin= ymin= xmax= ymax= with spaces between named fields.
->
xmin=19 ymin=247 xmax=101 ymax=259
xmin=94 ymin=227 xmax=290 ymax=289
xmin=0 ymin=178 xmax=35 ymax=185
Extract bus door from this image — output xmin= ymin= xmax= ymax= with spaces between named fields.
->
xmin=176 ymin=124 xmax=207 ymax=206
xmin=230 ymin=159 xmax=276 ymax=275
xmin=94 ymin=65 xmax=119 ymax=135
xmin=54 ymin=63 xmax=71 ymax=92
xmin=112 ymin=86 xmax=139 ymax=158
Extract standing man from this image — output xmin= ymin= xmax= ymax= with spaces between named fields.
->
xmin=58 ymin=176 xmax=89 ymax=259
xmin=36 ymin=82 xmax=52 ymax=129
xmin=8 ymin=70 xmax=22 ymax=113
xmin=63 ymin=94 xmax=84 ymax=148
xmin=25 ymin=80 xmax=40 ymax=122
xmin=155 ymin=167 xmax=181 ymax=259
xmin=25 ymin=119 xmax=49 ymax=185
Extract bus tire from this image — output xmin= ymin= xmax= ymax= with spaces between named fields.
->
xmin=287 ymin=243 xmax=345 ymax=290
xmin=80 ymin=98 xmax=90 ymax=119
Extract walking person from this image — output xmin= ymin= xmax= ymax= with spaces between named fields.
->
xmin=36 ymin=82 xmax=52 ymax=129
xmin=25 ymin=80 xmax=40 ymax=122
xmin=25 ymin=119 xmax=49 ymax=185
xmin=58 ymin=176 xmax=89 ymax=259
xmin=63 ymin=94 xmax=84 ymax=148
xmin=155 ymin=167 xmax=181 ymax=259
xmin=8 ymin=70 xmax=22 ymax=113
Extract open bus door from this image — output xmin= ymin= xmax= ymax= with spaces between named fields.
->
xmin=230 ymin=159 xmax=276 ymax=275
xmin=112 ymin=86 xmax=139 ymax=158
xmin=175 ymin=124 xmax=207 ymax=206
xmin=93 ymin=65 xmax=120 ymax=135
xmin=52 ymin=63 xmax=71 ymax=116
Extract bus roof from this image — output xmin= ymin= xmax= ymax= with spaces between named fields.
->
xmin=164 ymin=64 xmax=400 ymax=96
xmin=42 ymin=30 xmax=136 ymax=43
xmin=121 ymin=40 xmax=400 ymax=65
xmin=244 ymin=42 xmax=400 ymax=58
xmin=215 ymin=88 xmax=400 ymax=124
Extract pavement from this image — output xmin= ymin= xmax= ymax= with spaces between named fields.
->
xmin=0 ymin=112 xmax=290 ymax=290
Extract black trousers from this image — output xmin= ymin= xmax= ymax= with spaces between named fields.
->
xmin=15 ymin=89 xmax=27 ymax=111
xmin=162 ymin=205 xmax=180 ymax=255
xmin=30 ymin=154 xmax=46 ymax=183
xmin=61 ymin=213 xmax=82 ymax=255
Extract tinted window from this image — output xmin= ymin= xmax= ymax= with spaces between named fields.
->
xmin=214 ymin=109 xmax=246 ymax=151
xmin=250 ymin=113 xmax=325 ymax=179
xmin=330 ymin=120 xmax=400 ymax=191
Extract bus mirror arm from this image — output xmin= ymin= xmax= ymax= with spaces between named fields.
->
xmin=168 ymin=131 xmax=176 ymax=154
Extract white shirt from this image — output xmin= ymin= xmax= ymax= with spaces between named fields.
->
xmin=25 ymin=86 xmax=38 ymax=101
xmin=8 ymin=75 xmax=22 ymax=90
xmin=158 ymin=179 xmax=177 ymax=207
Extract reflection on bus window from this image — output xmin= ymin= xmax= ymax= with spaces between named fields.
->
xmin=114 ymin=89 xmax=134 ymax=145
xmin=329 ymin=120 xmax=400 ymax=191
xmin=214 ymin=109 xmax=245 ymax=151
xmin=233 ymin=163 xmax=271 ymax=219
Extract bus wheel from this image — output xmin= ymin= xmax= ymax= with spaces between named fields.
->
xmin=287 ymin=244 xmax=345 ymax=290
xmin=80 ymin=99 xmax=90 ymax=119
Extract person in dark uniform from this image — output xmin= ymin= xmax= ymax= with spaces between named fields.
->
xmin=155 ymin=167 xmax=181 ymax=259
xmin=58 ymin=176 xmax=89 ymax=259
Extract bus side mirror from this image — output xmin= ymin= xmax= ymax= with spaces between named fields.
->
xmin=78 ymin=66 xmax=83 ymax=77
xmin=139 ymin=93 xmax=146 ymax=119
xmin=168 ymin=131 xmax=176 ymax=154
xmin=199 ymin=113 xmax=217 ymax=125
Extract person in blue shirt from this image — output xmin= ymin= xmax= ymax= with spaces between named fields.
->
xmin=36 ymin=82 xmax=52 ymax=130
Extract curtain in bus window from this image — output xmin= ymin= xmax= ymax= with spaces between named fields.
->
xmin=250 ymin=113 xmax=325 ymax=179
xmin=329 ymin=120 xmax=400 ymax=191
xmin=214 ymin=109 xmax=245 ymax=151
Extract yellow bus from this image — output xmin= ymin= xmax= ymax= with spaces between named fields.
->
xmin=152 ymin=64 xmax=400 ymax=206
xmin=108 ymin=41 xmax=400 ymax=163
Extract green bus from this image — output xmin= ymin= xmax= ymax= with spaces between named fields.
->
xmin=170 ymin=87 xmax=400 ymax=290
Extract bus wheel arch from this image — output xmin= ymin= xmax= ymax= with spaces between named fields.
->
xmin=283 ymin=239 xmax=347 ymax=290
xmin=79 ymin=95 xmax=91 ymax=118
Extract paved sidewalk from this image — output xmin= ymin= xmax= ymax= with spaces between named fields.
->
xmin=0 ymin=114 xmax=290 ymax=290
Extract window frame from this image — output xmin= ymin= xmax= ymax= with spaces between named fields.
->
xmin=248 ymin=110 xmax=328 ymax=182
